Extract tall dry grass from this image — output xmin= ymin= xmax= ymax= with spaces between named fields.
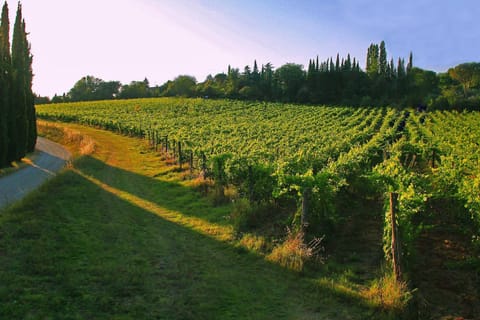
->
xmin=361 ymin=272 xmax=412 ymax=311
xmin=267 ymin=228 xmax=324 ymax=272
xmin=38 ymin=121 xmax=95 ymax=155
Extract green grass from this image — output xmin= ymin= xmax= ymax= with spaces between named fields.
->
xmin=0 ymin=122 xmax=390 ymax=319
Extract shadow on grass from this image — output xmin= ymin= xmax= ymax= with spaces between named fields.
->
xmin=75 ymin=155 xmax=233 ymax=226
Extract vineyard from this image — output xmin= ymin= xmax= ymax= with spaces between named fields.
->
xmin=36 ymin=98 xmax=480 ymax=316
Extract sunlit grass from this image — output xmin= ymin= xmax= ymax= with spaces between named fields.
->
xmin=73 ymin=167 xmax=236 ymax=242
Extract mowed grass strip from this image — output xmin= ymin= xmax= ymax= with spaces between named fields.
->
xmin=0 ymin=122 xmax=376 ymax=319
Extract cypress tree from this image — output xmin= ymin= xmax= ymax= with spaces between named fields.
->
xmin=0 ymin=2 xmax=9 ymax=166
xmin=307 ymin=59 xmax=314 ymax=80
xmin=12 ymin=2 xmax=27 ymax=160
xmin=406 ymin=52 xmax=413 ymax=73
xmin=389 ymin=58 xmax=395 ymax=79
xmin=379 ymin=41 xmax=388 ymax=76
xmin=345 ymin=54 xmax=352 ymax=71
xmin=23 ymin=19 xmax=35 ymax=152
xmin=397 ymin=58 xmax=406 ymax=79
xmin=253 ymin=60 xmax=259 ymax=75
xmin=366 ymin=43 xmax=379 ymax=76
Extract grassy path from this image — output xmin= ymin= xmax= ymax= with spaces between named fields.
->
xmin=0 ymin=122 xmax=381 ymax=319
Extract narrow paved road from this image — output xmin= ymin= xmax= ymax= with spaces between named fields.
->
xmin=0 ymin=137 xmax=71 ymax=209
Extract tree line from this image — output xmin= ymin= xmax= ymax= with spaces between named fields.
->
xmin=41 ymin=41 xmax=480 ymax=111
xmin=0 ymin=2 xmax=35 ymax=168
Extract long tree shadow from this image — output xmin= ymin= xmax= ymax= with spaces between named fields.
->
xmin=75 ymin=155 xmax=235 ymax=226
xmin=0 ymin=169 xmax=380 ymax=319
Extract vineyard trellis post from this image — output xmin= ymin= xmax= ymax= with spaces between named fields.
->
xmin=172 ymin=140 xmax=177 ymax=163
xmin=178 ymin=141 xmax=182 ymax=169
xmin=389 ymin=192 xmax=402 ymax=282
xmin=201 ymin=152 xmax=208 ymax=194
xmin=248 ymin=165 xmax=254 ymax=202
xmin=189 ymin=150 xmax=194 ymax=174
xmin=431 ymin=149 xmax=436 ymax=168
xmin=301 ymin=188 xmax=310 ymax=230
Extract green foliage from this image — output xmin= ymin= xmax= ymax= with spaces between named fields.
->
xmin=69 ymin=75 xmax=121 ymax=101
xmin=448 ymin=62 xmax=480 ymax=97
xmin=274 ymin=63 xmax=305 ymax=102
xmin=209 ymin=153 xmax=232 ymax=203
xmin=162 ymin=75 xmax=197 ymax=97
xmin=227 ymin=158 xmax=276 ymax=203
xmin=230 ymin=198 xmax=274 ymax=231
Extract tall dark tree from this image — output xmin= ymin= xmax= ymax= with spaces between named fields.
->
xmin=11 ymin=2 xmax=28 ymax=160
xmin=397 ymin=58 xmax=406 ymax=79
xmin=23 ymin=19 xmax=35 ymax=152
xmin=406 ymin=52 xmax=413 ymax=74
xmin=0 ymin=1 xmax=10 ymax=166
xmin=389 ymin=58 xmax=395 ymax=79
xmin=379 ymin=41 xmax=388 ymax=76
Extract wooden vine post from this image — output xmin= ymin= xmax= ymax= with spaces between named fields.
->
xmin=164 ymin=135 xmax=168 ymax=154
xmin=248 ymin=165 xmax=254 ymax=202
xmin=152 ymin=132 xmax=156 ymax=150
xmin=201 ymin=152 xmax=207 ymax=194
xmin=173 ymin=140 xmax=177 ymax=162
xmin=178 ymin=141 xmax=182 ymax=169
xmin=301 ymin=188 xmax=310 ymax=231
xmin=201 ymin=152 xmax=207 ymax=179
xmin=189 ymin=150 xmax=194 ymax=174
xmin=431 ymin=149 xmax=436 ymax=168
xmin=389 ymin=192 xmax=402 ymax=282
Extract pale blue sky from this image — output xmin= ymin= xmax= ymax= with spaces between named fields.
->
xmin=16 ymin=0 xmax=480 ymax=97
